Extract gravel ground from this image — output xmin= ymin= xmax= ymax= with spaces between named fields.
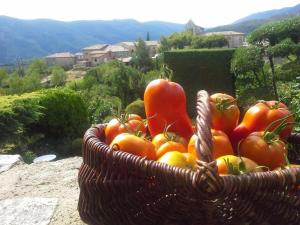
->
xmin=0 ymin=157 xmax=86 ymax=225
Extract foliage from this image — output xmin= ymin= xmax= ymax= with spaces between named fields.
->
xmin=125 ymin=99 xmax=146 ymax=118
xmin=131 ymin=38 xmax=153 ymax=72
xmin=27 ymin=59 xmax=48 ymax=78
xmin=231 ymin=46 xmax=271 ymax=105
xmin=0 ymin=88 xmax=88 ymax=157
xmin=88 ymin=96 xmax=122 ymax=124
xmin=159 ymin=36 xmax=172 ymax=53
xmin=37 ymin=88 xmax=89 ymax=138
xmin=164 ymin=48 xmax=235 ymax=117
xmin=237 ymin=17 xmax=300 ymax=100
xmin=159 ymin=32 xmax=228 ymax=52
xmin=248 ymin=16 xmax=300 ymax=46
xmin=0 ymin=68 xmax=8 ymax=87
xmin=191 ymin=35 xmax=228 ymax=49
xmin=50 ymin=66 xmax=67 ymax=86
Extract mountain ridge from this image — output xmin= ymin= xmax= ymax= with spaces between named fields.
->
xmin=0 ymin=16 xmax=184 ymax=65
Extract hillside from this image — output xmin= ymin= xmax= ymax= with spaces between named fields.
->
xmin=0 ymin=16 xmax=184 ymax=65
xmin=207 ymin=4 xmax=300 ymax=34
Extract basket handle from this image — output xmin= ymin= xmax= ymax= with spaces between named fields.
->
xmin=195 ymin=90 xmax=214 ymax=163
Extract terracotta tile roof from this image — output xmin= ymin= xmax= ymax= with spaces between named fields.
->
xmin=204 ymin=31 xmax=245 ymax=36
xmin=45 ymin=52 xmax=75 ymax=58
xmin=82 ymin=44 xmax=109 ymax=51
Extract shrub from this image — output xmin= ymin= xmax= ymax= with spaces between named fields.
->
xmin=37 ymin=88 xmax=89 ymax=138
xmin=125 ymin=99 xmax=146 ymax=118
xmin=164 ymin=49 xmax=235 ymax=117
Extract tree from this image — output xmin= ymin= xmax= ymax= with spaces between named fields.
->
xmin=231 ymin=46 xmax=265 ymax=87
xmin=191 ymin=35 xmax=228 ymax=49
xmin=146 ymin=32 xmax=150 ymax=41
xmin=27 ymin=59 xmax=48 ymax=78
xmin=50 ymin=66 xmax=67 ymax=86
xmin=168 ymin=31 xmax=193 ymax=49
xmin=158 ymin=36 xmax=171 ymax=53
xmin=131 ymin=38 xmax=153 ymax=72
xmin=247 ymin=16 xmax=300 ymax=100
xmin=0 ymin=68 xmax=8 ymax=87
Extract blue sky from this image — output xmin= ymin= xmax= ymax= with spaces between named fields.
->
xmin=1 ymin=0 xmax=299 ymax=27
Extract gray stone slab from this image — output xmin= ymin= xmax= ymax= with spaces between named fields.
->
xmin=0 ymin=155 xmax=23 ymax=173
xmin=0 ymin=197 xmax=58 ymax=225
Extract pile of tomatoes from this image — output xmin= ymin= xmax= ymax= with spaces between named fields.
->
xmin=105 ymin=79 xmax=296 ymax=175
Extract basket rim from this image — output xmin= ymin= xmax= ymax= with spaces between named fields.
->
xmin=83 ymin=124 xmax=300 ymax=196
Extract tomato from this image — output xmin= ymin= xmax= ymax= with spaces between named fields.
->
xmin=156 ymin=141 xmax=187 ymax=159
xmin=144 ymin=79 xmax=193 ymax=140
xmin=188 ymin=129 xmax=234 ymax=160
xmin=152 ymin=132 xmax=187 ymax=151
xmin=216 ymin=155 xmax=262 ymax=175
xmin=105 ymin=114 xmax=146 ymax=144
xmin=158 ymin=151 xmax=195 ymax=169
xmin=239 ymin=131 xmax=287 ymax=170
xmin=230 ymin=101 xmax=294 ymax=148
xmin=110 ymin=133 xmax=156 ymax=160
xmin=210 ymin=93 xmax=240 ymax=135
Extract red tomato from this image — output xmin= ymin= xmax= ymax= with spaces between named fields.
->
xmin=239 ymin=131 xmax=287 ymax=170
xmin=230 ymin=101 xmax=294 ymax=148
xmin=105 ymin=114 xmax=146 ymax=144
xmin=144 ymin=79 xmax=193 ymax=140
xmin=210 ymin=93 xmax=240 ymax=136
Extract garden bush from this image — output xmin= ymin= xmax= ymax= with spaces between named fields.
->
xmin=0 ymin=88 xmax=89 ymax=156
xmin=37 ymin=88 xmax=89 ymax=138
xmin=125 ymin=99 xmax=146 ymax=118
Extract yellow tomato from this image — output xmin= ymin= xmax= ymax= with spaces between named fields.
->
xmin=216 ymin=155 xmax=262 ymax=175
xmin=156 ymin=141 xmax=187 ymax=159
xmin=158 ymin=151 xmax=195 ymax=169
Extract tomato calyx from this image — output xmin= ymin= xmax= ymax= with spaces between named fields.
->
xmin=215 ymin=97 xmax=237 ymax=111
xmin=263 ymin=114 xmax=295 ymax=144
xmin=162 ymin=123 xmax=177 ymax=141
xmin=224 ymin=157 xmax=246 ymax=175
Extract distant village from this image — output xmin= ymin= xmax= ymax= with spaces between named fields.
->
xmin=45 ymin=20 xmax=246 ymax=69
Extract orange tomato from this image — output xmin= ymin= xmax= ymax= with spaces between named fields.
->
xmin=105 ymin=114 xmax=146 ymax=144
xmin=110 ymin=133 xmax=156 ymax=160
xmin=188 ymin=129 xmax=234 ymax=160
xmin=152 ymin=132 xmax=187 ymax=150
xmin=216 ymin=155 xmax=262 ymax=175
xmin=239 ymin=131 xmax=287 ymax=170
xmin=156 ymin=141 xmax=187 ymax=159
xmin=210 ymin=93 xmax=240 ymax=136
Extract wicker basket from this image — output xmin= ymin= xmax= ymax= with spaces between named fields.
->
xmin=78 ymin=90 xmax=300 ymax=225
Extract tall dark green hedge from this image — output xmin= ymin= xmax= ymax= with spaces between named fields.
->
xmin=164 ymin=49 xmax=235 ymax=117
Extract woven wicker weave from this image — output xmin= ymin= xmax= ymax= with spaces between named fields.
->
xmin=78 ymin=90 xmax=300 ymax=225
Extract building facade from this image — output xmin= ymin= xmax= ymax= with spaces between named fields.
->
xmin=45 ymin=52 xmax=76 ymax=69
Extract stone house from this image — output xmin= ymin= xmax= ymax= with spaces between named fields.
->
xmin=203 ymin=31 xmax=246 ymax=48
xmin=185 ymin=20 xmax=204 ymax=35
xmin=45 ymin=52 xmax=76 ymax=69
xmin=119 ymin=40 xmax=160 ymax=57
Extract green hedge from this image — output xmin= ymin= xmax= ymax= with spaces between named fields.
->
xmin=0 ymin=88 xmax=88 ymax=143
xmin=164 ymin=49 xmax=235 ymax=117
